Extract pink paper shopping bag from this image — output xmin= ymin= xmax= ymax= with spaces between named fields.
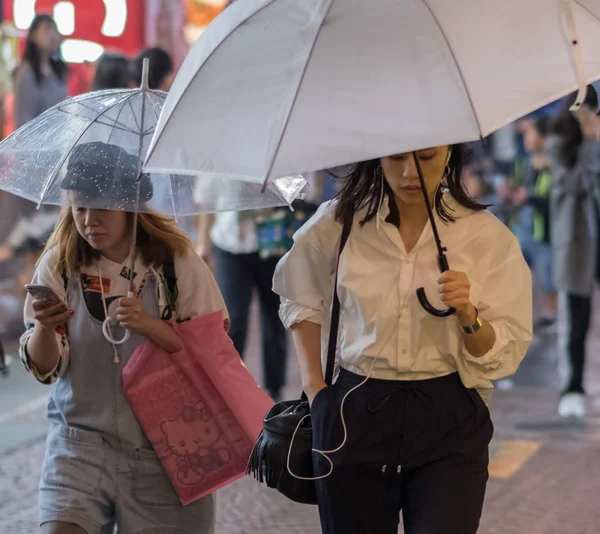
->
xmin=122 ymin=311 xmax=274 ymax=506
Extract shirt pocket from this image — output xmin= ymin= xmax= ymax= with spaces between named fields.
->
xmin=131 ymin=447 xmax=181 ymax=508
xmin=42 ymin=426 xmax=106 ymax=495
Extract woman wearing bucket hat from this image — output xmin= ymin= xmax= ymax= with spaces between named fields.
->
xmin=20 ymin=141 xmax=228 ymax=534
xmin=271 ymin=144 xmax=532 ymax=533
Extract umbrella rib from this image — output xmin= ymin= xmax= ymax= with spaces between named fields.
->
xmin=261 ymin=0 xmax=336 ymax=190
xmin=574 ymin=0 xmax=600 ymax=24
xmin=127 ymin=98 xmax=142 ymax=135
xmin=418 ymin=0 xmax=483 ymax=139
xmin=57 ymin=109 xmax=139 ymax=135
xmin=37 ymin=91 xmax=141 ymax=206
xmin=168 ymin=171 xmax=178 ymax=220
xmin=57 ymin=95 xmax=137 ymax=131
xmin=57 ymin=106 xmax=139 ymax=135
xmin=107 ymin=91 xmax=136 ymax=146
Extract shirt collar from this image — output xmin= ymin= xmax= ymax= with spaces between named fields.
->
xmin=377 ymin=191 xmax=469 ymax=226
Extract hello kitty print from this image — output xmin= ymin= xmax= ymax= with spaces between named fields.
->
xmin=161 ymin=402 xmax=232 ymax=486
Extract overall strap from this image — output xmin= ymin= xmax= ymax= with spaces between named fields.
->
xmin=161 ymin=255 xmax=178 ymax=321
xmin=324 ymin=218 xmax=352 ymax=386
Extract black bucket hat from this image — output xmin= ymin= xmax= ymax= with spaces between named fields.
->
xmin=61 ymin=141 xmax=153 ymax=210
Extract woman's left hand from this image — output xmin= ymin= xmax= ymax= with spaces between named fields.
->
xmin=116 ymin=297 xmax=152 ymax=334
xmin=437 ymin=270 xmax=477 ymax=326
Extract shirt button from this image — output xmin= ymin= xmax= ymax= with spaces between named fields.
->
xmin=401 ymin=349 xmax=408 ymax=355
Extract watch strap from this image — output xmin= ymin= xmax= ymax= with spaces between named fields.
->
xmin=462 ymin=308 xmax=482 ymax=334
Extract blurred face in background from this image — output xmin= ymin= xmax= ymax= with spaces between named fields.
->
xmin=32 ymin=19 xmax=61 ymax=56
xmin=522 ymin=119 xmax=545 ymax=154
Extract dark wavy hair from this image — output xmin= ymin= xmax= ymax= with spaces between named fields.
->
xmin=550 ymin=85 xmax=598 ymax=168
xmin=24 ymin=14 xmax=67 ymax=84
xmin=334 ymin=144 xmax=487 ymax=228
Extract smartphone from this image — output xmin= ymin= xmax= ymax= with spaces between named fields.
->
xmin=24 ymin=284 xmax=64 ymax=307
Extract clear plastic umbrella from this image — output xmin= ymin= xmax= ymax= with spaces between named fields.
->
xmin=0 ymin=64 xmax=306 ymax=217
xmin=0 ymin=59 xmax=306 ymax=344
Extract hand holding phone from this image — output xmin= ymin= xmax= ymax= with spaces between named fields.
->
xmin=25 ymin=284 xmax=72 ymax=330
xmin=25 ymin=284 xmax=64 ymax=307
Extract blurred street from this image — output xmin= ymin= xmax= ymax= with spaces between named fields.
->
xmin=1 ymin=298 xmax=600 ymax=534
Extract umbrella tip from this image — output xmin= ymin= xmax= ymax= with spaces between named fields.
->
xmin=141 ymin=58 xmax=150 ymax=90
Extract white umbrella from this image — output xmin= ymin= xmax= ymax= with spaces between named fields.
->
xmin=145 ymin=0 xmax=600 ymax=184
xmin=145 ymin=0 xmax=600 ymax=317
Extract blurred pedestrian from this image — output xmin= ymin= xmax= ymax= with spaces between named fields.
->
xmin=197 ymin=208 xmax=288 ymax=401
xmin=92 ymin=53 xmax=132 ymax=90
xmin=132 ymin=47 xmax=174 ymax=91
xmin=3 ymin=13 xmax=67 ymax=316
xmin=547 ymin=85 xmax=600 ymax=418
xmin=511 ymin=116 xmax=557 ymax=332
xmin=13 ymin=13 xmax=67 ymax=128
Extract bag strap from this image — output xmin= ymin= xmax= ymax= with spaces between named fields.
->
xmin=324 ymin=218 xmax=352 ymax=386
xmin=161 ymin=255 xmax=179 ymax=321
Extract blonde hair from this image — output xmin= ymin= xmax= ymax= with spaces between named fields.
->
xmin=42 ymin=208 xmax=192 ymax=277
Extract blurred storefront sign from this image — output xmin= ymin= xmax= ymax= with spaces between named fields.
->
xmin=3 ymin=0 xmax=145 ymax=62
xmin=184 ymin=0 xmax=226 ymax=46
xmin=1 ymin=0 xmax=228 ymax=68
xmin=0 ymin=0 xmax=227 ymax=136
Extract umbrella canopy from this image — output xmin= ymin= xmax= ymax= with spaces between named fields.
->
xmin=0 ymin=88 xmax=305 ymax=216
xmin=145 ymin=0 xmax=600 ymax=184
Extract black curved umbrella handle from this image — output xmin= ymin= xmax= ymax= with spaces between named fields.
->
xmin=416 ymin=288 xmax=455 ymax=317
xmin=416 ymin=253 xmax=456 ymax=318
xmin=411 ymin=151 xmax=455 ymax=319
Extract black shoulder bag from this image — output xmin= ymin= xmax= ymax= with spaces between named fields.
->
xmin=247 ymin=218 xmax=352 ymax=505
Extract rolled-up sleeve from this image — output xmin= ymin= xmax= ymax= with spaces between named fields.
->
xmin=273 ymin=202 xmax=341 ymax=329
xmin=462 ymin=239 xmax=533 ymax=380
xmin=19 ymin=248 xmax=70 ymax=385
xmin=19 ymin=327 xmax=70 ymax=385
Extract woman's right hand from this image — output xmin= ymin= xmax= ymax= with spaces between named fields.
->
xmin=32 ymin=299 xmax=72 ymax=331
xmin=574 ymin=105 xmax=599 ymax=139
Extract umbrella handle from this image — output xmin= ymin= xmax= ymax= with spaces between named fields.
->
xmin=411 ymin=151 xmax=456 ymax=318
xmin=416 ymin=288 xmax=455 ymax=318
xmin=415 ymin=247 xmax=456 ymax=318
xmin=102 ymin=317 xmax=131 ymax=345
xmin=101 ymin=291 xmax=134 ymax=345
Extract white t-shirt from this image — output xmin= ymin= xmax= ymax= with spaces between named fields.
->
xmin=20 ymin=247 xmax=228 ymax=384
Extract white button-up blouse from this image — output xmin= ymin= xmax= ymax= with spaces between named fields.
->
xmin=273 ymin=195 xmax=533 ymax=402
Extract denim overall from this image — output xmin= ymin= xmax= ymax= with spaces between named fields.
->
xmin=39 ymin=271 xmax=215 ymax=534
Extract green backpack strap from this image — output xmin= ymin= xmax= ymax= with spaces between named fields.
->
xmin=161 ymin=255 xmax=178 ymax=321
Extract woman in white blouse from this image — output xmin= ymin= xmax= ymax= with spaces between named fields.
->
xmin=273 ymin=144 xmax=532 ymax=534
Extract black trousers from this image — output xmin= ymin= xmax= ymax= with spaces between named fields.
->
xmin=558 ymin=293 xmax=592 ymax=394
xmin=311 ymin=369 xmax=494 ymax=534
xmin=213 ymin=246 xmax=287 ymax=398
